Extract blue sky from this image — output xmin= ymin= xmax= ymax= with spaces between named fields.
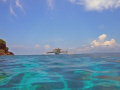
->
xmin=0 ymin=0 xmax=120 ymax=55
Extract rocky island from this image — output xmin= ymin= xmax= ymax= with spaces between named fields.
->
xmin=0 ymin=39 xmax=14 ymax=55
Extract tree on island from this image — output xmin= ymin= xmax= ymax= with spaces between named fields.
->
xmin=0 ymin=39 xmax=6 ymax=49
xmin=0 ymin=39 xmax=14 ymax=55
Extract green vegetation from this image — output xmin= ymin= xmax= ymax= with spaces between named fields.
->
xmin=5 ymin=47 xmax=9 ymax=52
xmin=0 ymin=39 xmax=6 ymax=49
xmin=0 ymin=39 xmax=14 ymax=55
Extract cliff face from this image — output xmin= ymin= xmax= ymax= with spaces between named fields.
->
xmin=0 ymin=39 xmax=14 ymax=55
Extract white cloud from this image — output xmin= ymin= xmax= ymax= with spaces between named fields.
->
xmin=68 ymin=34 xmax=120 ymax=53
xmin=68 ymin=46 xmax=91 ymax=53
xmin=44 ymin=45 xmax=50 ymax=50
xmin=47 ymin=0 xmax=54 ymax=10
xmin=10 ymin=4 xmax=17 ymax=17
xmin=91 ymin=34 xmax=120 ymax=47
xmin=76 ymin=46 xmax=91 ymax=52
xmin=103 ymin=39 xmax=118 ymax=47
xmin=92 ymin=39 xmax=118 ymax=47
xmin=35 ymin=44 xmax=40 ymax=49
xmin=99 ymin=34 xmax=106 ymax=41
xmin=69 ymin=0 xmax=120 ymax=11
xmin=91 ymin=40 xmax=101 ymax=46
xmin=16 ymin=0 xmax=25 ymax=14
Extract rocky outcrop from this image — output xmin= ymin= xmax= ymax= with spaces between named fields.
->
xmin=0 ymin=39 xmax=14 ymax=55
xmin=0 ymin=50 xmax=14 ymax=55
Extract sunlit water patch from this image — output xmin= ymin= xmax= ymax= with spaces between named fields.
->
xmin=0 ymin=54 xmax=120 ymax=90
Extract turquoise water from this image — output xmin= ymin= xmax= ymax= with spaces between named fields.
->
xmin=0 ymin=54 xmax=120 ymax=90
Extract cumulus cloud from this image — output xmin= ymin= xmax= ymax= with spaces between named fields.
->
xmin=91 ymin=34 xmax=120 ymax=48
xmin=99 ymin=34 xmax=106 ymax=41
xmin=69 ymin=0 xmax=120 ymax=11
xmin=68 ymin=34 xmax=120 ymax=53
xmin=44 ymin=45 xmax=50 ymax=50
xmin=10 ymin=4 xmax=17 ymax=17
xmin=35 ymin=44 xmax=40 ymax=49
xmin=16 ymin=0 xmax=25 ymax=14
xmin=47 ymin=0 xmax=54 ymax=10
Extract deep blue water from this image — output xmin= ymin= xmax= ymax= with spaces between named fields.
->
xmin=0 ymin=54 xmax=120 ymax=90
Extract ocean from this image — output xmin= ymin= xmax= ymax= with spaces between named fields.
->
xmin=0 ymin=54 xmax=120 ymax=90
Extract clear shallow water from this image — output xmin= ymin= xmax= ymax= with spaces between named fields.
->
xmin=0 ymin=54 xmax=120 ymax=90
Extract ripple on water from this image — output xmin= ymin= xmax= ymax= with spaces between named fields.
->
xmin=0 ymin=54 xmax=120 ymax=90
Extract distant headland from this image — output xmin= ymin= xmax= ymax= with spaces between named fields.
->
xmin=43 ymin=48 xmax=74 ymax=55
xmin=0 ymin=39 xmax=14 ymax=55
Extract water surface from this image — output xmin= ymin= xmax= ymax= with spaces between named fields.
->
xmin=0 ymin=54 xmax=120 ymax=90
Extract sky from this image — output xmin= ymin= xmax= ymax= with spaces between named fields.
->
xmin=0 ymin=0 xmax=120 ymax=55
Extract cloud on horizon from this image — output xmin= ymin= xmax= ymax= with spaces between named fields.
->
xmin=91 ymin=34 xmax=120 ymax=48
xmin=68 ymin=34 xmax=120 ymax=53
xmin=8 ymin=34 xmax=120 ymax=55
xmin=69 ymin=0 xmax=120 ymax=11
